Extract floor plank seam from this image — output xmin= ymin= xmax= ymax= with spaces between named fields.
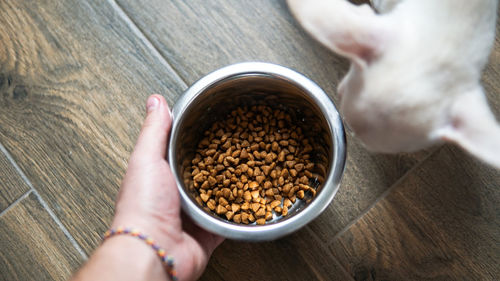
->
xmin=326 ymin=145 xmax=443 ymax=246
xmin=0 ymin=143 xmax=88 ymax=260
xmin=0 ymin=190 xmax=33 ymax=218
xmin=107 ymin=0 xmax=189 ymax=89
xmin=304 ymin=226 xmax=356 ymax=281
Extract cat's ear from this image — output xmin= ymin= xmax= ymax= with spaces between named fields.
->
xmin=433 ymin=87 xmax=500 ymax=168
xmin=288 ymin=0 xmax=389 ymax=67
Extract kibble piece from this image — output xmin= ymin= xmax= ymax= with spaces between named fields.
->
xmin=297 ymin=190 xmax=305 ymax=199
xmin=216 ymin=205 xmax=228 ymax=215
xmin=225 ymin=211 xmax=234 ymax=220
xmin=300 ymin=176 xmax=309 ymax=185
xmin=262 ymin=165 xmax=271 ymax=175
xmin=282 ymin=205 xmax=289 ymax=216
xmin=282 ymin=183 xmax=293 ymax=194
xmin=264 ymin=181 xmax=273 ymax=189
xmin=207 ymin=200 xmax=216 ymax=210
xmin=219 ymin=197 xmax=229 ymax=206
xmin=251 ymin=190 xmax=260 ymax=199
xmin=265 ymin=188 xmax=274 ymax=197
xmin=243 ymin=191 xmax=252 ymax=201
xmin=270 ymin=200 xmax=281 ymax=209
xmin=256 ymin=175 xmax=266 ymax=184
xmin=255 ymin=207 xmax=266 ymax=217
xmin=200 ymin=181 xmax=209 ymax=189
xmin=240 ymin=149 xmax=249 ymax=158
xmin=241 ymin=213 xmax=249 ymax=224
xmin=232 ymin=203 xmax=240 ymax=213
xmin=265 ymin=211 xmax=273 ymax=221
xmin=304 ymin=170 xmax=313 ymax=178
xmin=200 ymin=193 xmax=210 ymax=202
xmin=278 ymin=151 xmax=286 ymax=162
xmin=241 ymin=202 xmax=250 ymax=210
xmin=256 ymin=218 xmax=266 ymax=225
xmin=222 ymin=188 xmax=231 ymax=198
xmin=278 ymin=176 xmax=285 ymax=186
xmin=251 ymin=202 xmax=260 ymax=212
xmin=193 ymin=173 xmax=204 ymax=183
xmin=309 ymin=188 xmax=317 ymax=197
xmin=248 ymin=213 xmax=256 ymax=223
xmin=294 ymin=163 xmax=304 ymax=172
xmin=233 ymin=213 xmax=241 ymax=223
xmin=195 ymin=196 xmax=203 ymax=205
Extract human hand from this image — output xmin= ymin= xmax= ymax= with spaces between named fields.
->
xmin=112 ymin=94 xmax=224 ymax=281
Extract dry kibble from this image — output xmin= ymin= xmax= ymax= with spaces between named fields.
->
xmin=188 ymin=105 xmax=323 ymax=225
xmin=297 ymin=190 xmax=305 ymax=199
xmin=233 ymin=214 xmax=241 ymax=223
xmin=241 ymin=202 xmax=250 ymax=210
xmin=232 ymin=203 xmax=240 ymax=213
xmin=265 ymin=211 xmax=273 ymax=221
xmin=251 ymin=202 xmax=260 ymax=212
xmin=265 ymin=188 xmax=274 ymax=197
xmin=256 ymin=175 xmax=266 ymax=183
xmin=219 ymin=197 xmax=229 ymax=206
xmin=255 ymin=207 xmax=266 ymax=217
xmin=207 ymin=200 xmax=216 ymax=210
xmin=251 ymin=190 xmax=260 ymax=199
xmin=241 ymin=213 xmax=249 ymax=224
xmin=195 ymin=196 xmax=203 ymax=205
xmin=248 ymin=213 xmax=256 ymax=223
xmin=282 ymin=205 xmax=289 ymax=216
xmin=200 ymin=193 xmax=210 ymax=202
xmin=270 ymin=200 xmax=281 ymax=209
xmin=201 ymin=181 xmax=209 ymax=189
xmin=243 ymin=191 xmax=252 ymax=201
xmin=193 ymin=173 xmax=204 ymax=183
xmin=294 ymin=163 xmax=304 ymax=172
xmin=225 ymin=211 xmax=234 ymax=220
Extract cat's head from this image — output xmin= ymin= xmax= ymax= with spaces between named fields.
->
xmin=288 ymin=0 xmax=500 ymax=167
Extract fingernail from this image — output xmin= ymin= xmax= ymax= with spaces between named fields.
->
xmin=146 ymin=96 xmax=159 ymax=113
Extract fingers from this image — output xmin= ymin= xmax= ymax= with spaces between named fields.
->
xmin=181 ymin=212 xmax=225 ymax=255
xmin=131 ymin=94 xmax=172 ymax=163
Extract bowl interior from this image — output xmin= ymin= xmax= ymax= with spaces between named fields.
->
xmin=171 ymin=73 xmax=334 ymax=227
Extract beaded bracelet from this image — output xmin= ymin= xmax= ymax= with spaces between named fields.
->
xmin=103 ymin=227 xmax=177 ymax=281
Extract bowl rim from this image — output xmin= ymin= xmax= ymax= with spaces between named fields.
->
xmin=168 ymin=62 xmax=346 ymax=241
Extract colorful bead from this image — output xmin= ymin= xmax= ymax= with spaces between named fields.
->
xmin=102 ymin=227 xmax=177 ymax=281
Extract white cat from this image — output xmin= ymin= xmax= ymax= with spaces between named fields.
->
xmin=287 ymin=0 xmax=500 ymax=167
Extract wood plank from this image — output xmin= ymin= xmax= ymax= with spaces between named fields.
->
xmin=0 ymin=192 xmax=84 ymax=281
xmin=330 ymin=145 xmax=500 ymax=280
xmin=115 ymin=0 xmax=432 ymax=242
xmin=201 ymin=227 xmax=354 ymax=281
xmin=309 ymin=140 xmax=433 ymax=243
xmin=0 ymin=147 xmax=30 ymax=212
xmin=0 ymin=0 xmax=186 ymax=254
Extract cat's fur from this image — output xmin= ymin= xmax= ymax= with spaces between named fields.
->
xmin=288 ymin=0 xmax=500 ymax=167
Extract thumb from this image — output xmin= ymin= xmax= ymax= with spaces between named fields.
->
xmin=130 ymin=94 xmax=172 ymax=163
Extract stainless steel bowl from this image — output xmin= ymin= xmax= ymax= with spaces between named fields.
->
xmin=168 ymin=62 xmax=346 ymax=241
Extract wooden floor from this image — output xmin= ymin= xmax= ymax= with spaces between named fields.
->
xmin=0 ymin=1 xmax=499 ymax=280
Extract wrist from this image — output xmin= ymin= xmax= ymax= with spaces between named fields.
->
xmin=103 ymin=235 xmax=170 ymax=280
